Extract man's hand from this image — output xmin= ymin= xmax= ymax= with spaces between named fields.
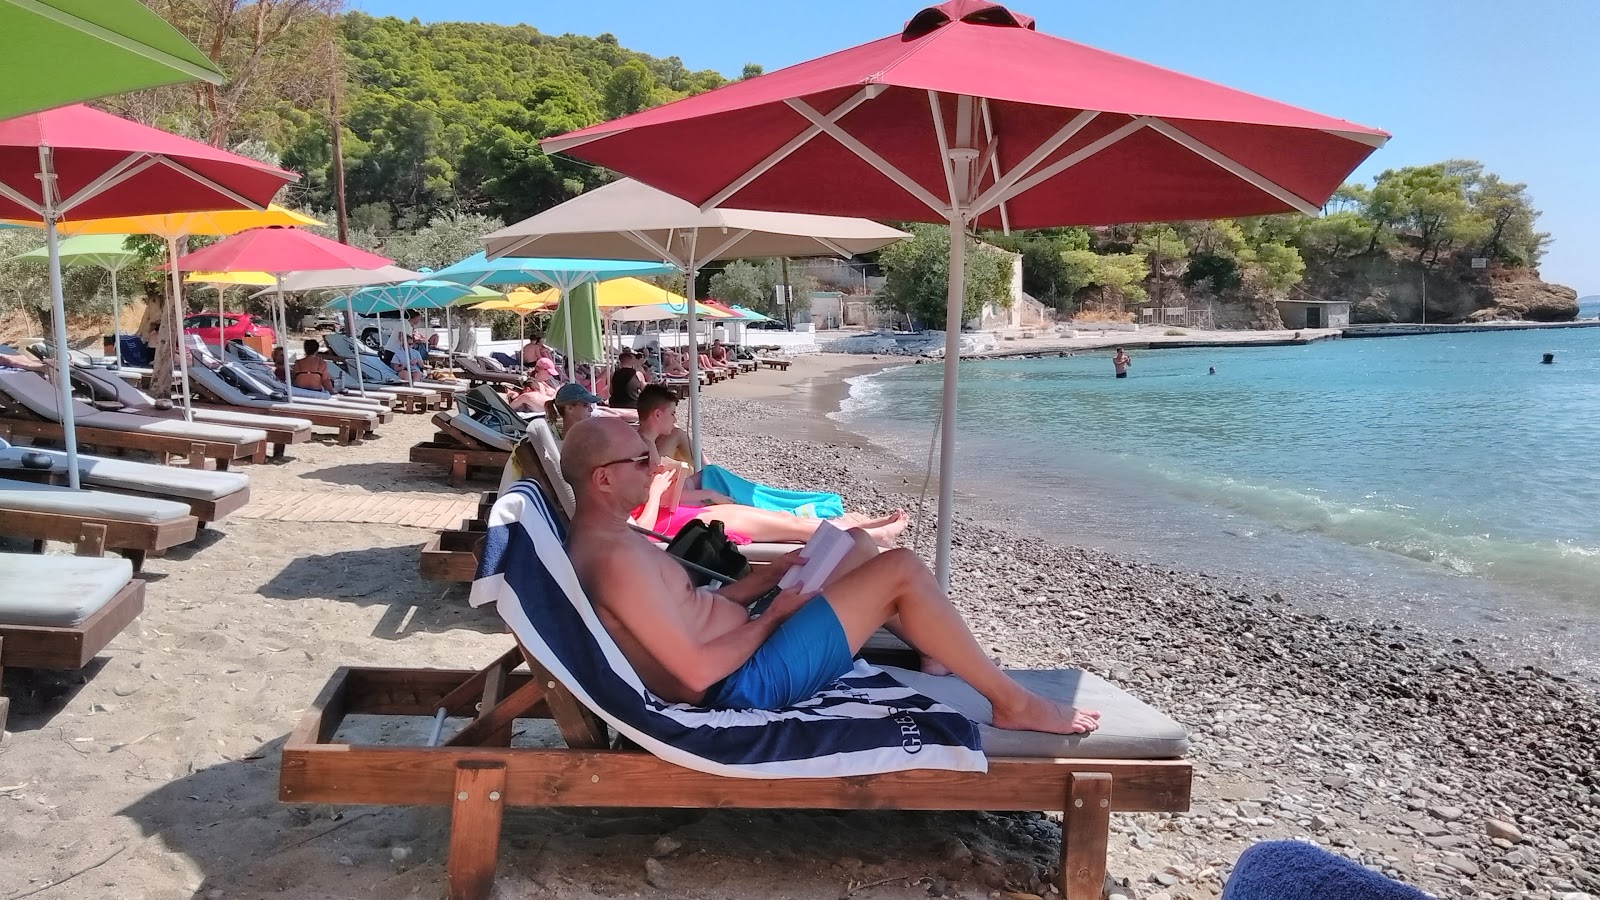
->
xmin=764 ymin=587 xmax=818 ymax=620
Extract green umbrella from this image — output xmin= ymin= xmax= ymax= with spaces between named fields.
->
xmin=545 ymin=279 xmax=604 ymax=369
xmin=1 ymin=0 xmax=223 ymax=119
xmin=12 ymin=233 xmax=139 ymax=363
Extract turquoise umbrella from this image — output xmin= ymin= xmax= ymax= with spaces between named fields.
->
xmin=544 ymin=280 xmax=604 ymax=367
xmin=730 ymin=304 xmax=776 ymax=323
xmin=327 ymin=280 xmax=500 ymax=385
xmin=13 ymin=233 xmax=139 ymax=362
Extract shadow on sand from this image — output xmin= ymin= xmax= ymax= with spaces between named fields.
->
xmin=298 ymin=461 xmax=491 ymax=493
xmin=258 ymin=544 xmax=496 ymax=639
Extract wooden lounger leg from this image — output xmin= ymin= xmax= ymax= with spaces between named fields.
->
xmin=450 ymin=455 xmax=468 ymax=488
xmin=0 ymin=636 xmax=9 ymax=738
xmin=253 ymin=444 xmax=268 ymax=464
xmin=338 ymin=424 xmax=353 ymax=446
xmin=272 ymin=442 xmax=287 ymax=460
xmin=448 ymin=761 xmax=507 ymax=900
xmin=1061 ymin=773 xmax=1113 ymax=900
xmin=75 ymin=523 xmax=108 ymax=558
xmin=187 ymin=443 xmax=207 ymax=470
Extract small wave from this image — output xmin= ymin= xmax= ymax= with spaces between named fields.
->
xmin=831 ymin=365 xmax=909 ymax=423
xmin=1147 ymin=467 xmax=1600 ymax=606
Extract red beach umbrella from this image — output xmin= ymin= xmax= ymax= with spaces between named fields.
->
xmin=0 ymin=104 xmax=295 ymax=488
xmin=543 ymin=0 xmax=1389 ymax=587
xmin=176 ymin=226 xmax=394 ymax=401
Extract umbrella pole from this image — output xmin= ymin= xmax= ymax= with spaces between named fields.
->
xmin=110 ymin=267 xmax=122 ymax=367
xmin=934 ymin=219 xmax=965 ymax=593
xmin=168 ymin=236 xmax=195 ymax=423
xmin=344 ymin=300 xmax=366 ymax=397
xmin=684 ymin=234 xmax=703 ymax=468
xmin=278 ymin=281 xmax=295 ymax=400
xmin=43 ymin=216 xmax=81 ymax=489
xmin=561 ymin=285 xmax=575 ymax=382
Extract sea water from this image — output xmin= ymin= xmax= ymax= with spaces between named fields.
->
xmin=837 ymin=328 xmax=1600 ymax=677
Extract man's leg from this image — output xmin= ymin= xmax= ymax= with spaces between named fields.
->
xmin=819 ymin=549 xmax=1101 ymax=735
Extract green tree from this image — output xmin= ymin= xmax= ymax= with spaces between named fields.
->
xmin=603 ymin=59 xmax=657 ymax=119
xmin=1297 ymin=211 xmax=1373 ymax=259
xmin=876 ymin=226 xmax=1012 ymax=329
xmin=740 ymin=63 xmax=764 ymax=80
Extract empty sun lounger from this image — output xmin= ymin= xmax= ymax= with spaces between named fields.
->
xmin=71 ymin=366 xmax=311 ymax=460
xmin=185 ymin=364 xmax=377 ymax=446
xmin=0 ymin=476 xmax=199 ymax=569
xmin=455 ymin=354 xmax=524 ymax=387
xmin=0 ymin=369 xmax=266 ymax=469
xmin=0 ymin=439 xmax=250 ymax=524
xmin=410 ymin=411 xmax=515 ymax=488
xmin=282 ymin=483 xmax=1192 ymax=900
xmin=0 ymin=553 xmax=144 ymax=734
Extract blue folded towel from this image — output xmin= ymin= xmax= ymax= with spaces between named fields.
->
xmin=698 ymin=464 xmax=846 ymax=519
xmin=1222 ymin=841 xmax=1432 ymax=900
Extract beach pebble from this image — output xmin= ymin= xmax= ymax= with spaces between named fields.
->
xmin=650 ymin=836 xmax=681 ymax=858
xmin=336 ymin=856 xmax=354 ymax=867
xmin=390 ymin=846 xmax=411 ymax=862
xmin=1429 ymin=806 xmax=1465 ymax=823
xmin=644 ymin=857 xmax=671 ymax=889
xmin=1487 ymin=819 xmax=1524 ymax=843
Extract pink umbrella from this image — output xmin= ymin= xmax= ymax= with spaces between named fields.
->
xmin=176 ymin=226 xmax=393 ymax=402
xmin=543 ymin=0 xmax=1389 ymax=587
xmin=0 ymin=104 xmax=295 ymax=487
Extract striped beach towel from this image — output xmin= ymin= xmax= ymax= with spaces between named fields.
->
xmin=469 ymin=481 xmax=986 ymax=779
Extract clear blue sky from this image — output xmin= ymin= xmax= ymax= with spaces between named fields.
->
xmin=355 ymin=0 xmax=1599 ymax=296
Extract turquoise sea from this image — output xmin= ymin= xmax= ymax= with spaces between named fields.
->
xmin=838 ymin=327 xmax=1600 ymax=676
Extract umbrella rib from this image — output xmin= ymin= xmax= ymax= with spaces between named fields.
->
xmin=1001 ymin=117 xmax=1152 ymax=207
xmin=0 ymin=178 xmax=42 ymax=216
xmin=622 ymin=230 xmax=681 ymax=267
xmin=150 ymin=156 xmax=273 ymax=212
xmin=698 ymin=84 xmax=885 ymax=212
xmin=814 ymin=237 xmax=855 ymax=260
xmin=927 ymin=92 xmax=961 ymax=213
xmin=785 ymin=98 xmax=948 ymax=217
xmin=697 ymin=229 xmax=754 ymax=265
xmin=57 ymin=153 xmax=159 ymax=214
xmin=977 ymin=99 xmax=1008 ymax=234
xmin=7 ymin=0 xmax=224 ymax=84
xmin=968 ymin=110 xmax=1100 ymax=219
xmin=1144 ymin=118 xmax=1321 ymax=215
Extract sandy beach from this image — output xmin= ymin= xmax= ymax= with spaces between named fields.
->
xmin=2 ymin=353 xmax=1598 ymax=900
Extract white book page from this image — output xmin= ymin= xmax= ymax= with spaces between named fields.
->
xmin=777 ymin=520 xmax=855 ymax=594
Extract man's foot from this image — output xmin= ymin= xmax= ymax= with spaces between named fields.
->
xmin=992 ymin=692 xmax=1102 ymax=735
xmin=862 ymin=509 xmax=909 ymax=547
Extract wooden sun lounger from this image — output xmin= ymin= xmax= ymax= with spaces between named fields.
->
xmin=409 ymin=414 xmax=512 ymax=488
xmin=420 ymin=491 xmax=497 ymax=583
xmin=456 ymin=356 xmax=524 ymax=388
xmin=281 ymin=643 xmax=1191 ymax=900
xmin=188 ymin=376 xmax=374 ymax=446
xmin=0 ymin=413 xmax=263 ymax=469
xmin=0 ymin=460 xmax=250 ymax=526
xmin=756 ymin=357 xmax=791 ymax=370
xmin=0 ymin=571 xmax=144 ymax=735
xmin=0 ymin=492 xmax=199 ymax=570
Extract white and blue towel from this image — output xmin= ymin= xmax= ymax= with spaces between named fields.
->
xmin=469 ymin=481 xmax=986 ymax=779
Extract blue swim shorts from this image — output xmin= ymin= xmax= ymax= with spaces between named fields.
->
xmin=706 ymin=594 xmax=854 ymax=710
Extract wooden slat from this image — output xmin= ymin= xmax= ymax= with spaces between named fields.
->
xmin=339 ymin=667 xmax=539 ymax=717
xmin=445 ymin=680 xmax=547 ymax=747
xmin=280 ymin=742 xmax=1190 ymax=812
xmin=525 ymin=655 xmax=606 ymax=749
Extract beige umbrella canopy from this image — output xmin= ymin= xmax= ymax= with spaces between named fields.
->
xmin=483 ymin=178 xmax=907 ymax=463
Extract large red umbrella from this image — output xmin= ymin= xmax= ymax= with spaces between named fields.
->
xmin=176 ymin=226 xmax=394 ymax=401
xmin=543 ymin=0 xmax=1389 ymax=588
xmin=0 ymin=104 xmax=295 ymax=488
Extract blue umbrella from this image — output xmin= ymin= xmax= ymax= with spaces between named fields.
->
xmin=325 ymin=280 xmax=499 ymax=384
xmin=434 ymin=252 xmax=679 ymax=379
xmin=730 ymin=304 xmax=776 ymax=323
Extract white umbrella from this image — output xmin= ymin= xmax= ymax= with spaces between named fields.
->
xmin=483 ymin=178 xmax=906 ymax=465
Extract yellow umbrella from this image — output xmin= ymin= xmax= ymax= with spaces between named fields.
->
xmin=523 ymin=276 xmax=725 ymax=311
xmin=183 ymin=271 xmax=278 ymax=358
xmin=53 ymin=205 xmax=321 ymax=419
xmin=470 ymin=287 xmax=549 ymax=343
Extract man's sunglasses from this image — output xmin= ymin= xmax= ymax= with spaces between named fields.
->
xmin=598 ymin=452 xmax=652 ymax=469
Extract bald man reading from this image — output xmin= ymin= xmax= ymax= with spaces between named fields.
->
xmin=560 ymin=418 xmax=1100 ymax=733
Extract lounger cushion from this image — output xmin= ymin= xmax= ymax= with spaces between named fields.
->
xmin=449 ymin=412 xmax=517 ymax=451
xmin=0 ymin=553 xmax=132 ymax=627
xmin=0 ymin=477 xmax=193 ymax=523
xmin=189 ymin=408 xmax=314 ymax=433
xmin=0 ymin=447 xmax=249 ymax=501
xmin=79 ymin=408 xmax=267 ymax=444
xmin=881 ymin=665 xmax=1192 ymax=760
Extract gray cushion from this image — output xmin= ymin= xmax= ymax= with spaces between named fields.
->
xmin=450 ymin=412 xmax=517 ymax=452
xmin=0 ymin=552 xmax=132 ymax=627
xmin=78 ymin=408 xmax=268 ymax=444
xmin=881 ymin=666 xmax=1192 ymax=760
xmin=0 ymin=477 xmax=193 ymax=524
xmin=0 ymin=447 xmax=248 ymax=501
xmin=526 ymin=418 xmax=576 ymax=516
xmin=190 ymin=408 xmax=313 ymax=433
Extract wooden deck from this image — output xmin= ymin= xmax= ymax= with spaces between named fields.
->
xmin=235 ymin=489 xmax=478 ymax=531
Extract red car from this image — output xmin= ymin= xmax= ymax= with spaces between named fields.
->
xmin=183 ymin=313 xmax=276 ymax=347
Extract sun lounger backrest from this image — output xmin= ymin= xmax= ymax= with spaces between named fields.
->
xmin=447 ymin=411 xmax=517 ymax=452
xmin=522 ymin=418 xmax=576 ymax=518
xmin=76 ymin=367 xmax=157 ymax=408
xmin=470 ymin=483 xmax=984 ymax=778
xmin=0 ymin=369 xmax=99 ymax=422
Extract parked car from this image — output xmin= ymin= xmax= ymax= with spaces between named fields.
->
xmin=183 ymin=313 xmax=276 ymax=347
xmin=354 ymin=314 xmax=441 ymax=351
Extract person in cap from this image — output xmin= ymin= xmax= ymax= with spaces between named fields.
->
xmin=548 ymin=381 xmax=636 ymax=437
xmin=508 ymin=357 xmax=561 ymax=411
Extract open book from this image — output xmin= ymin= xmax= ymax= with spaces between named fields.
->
xmin=776 ymin=520 xmax=856 ymax=594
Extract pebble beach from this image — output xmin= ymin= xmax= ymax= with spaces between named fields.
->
xmin=0 ymin=353 xmax=1596 ymax=900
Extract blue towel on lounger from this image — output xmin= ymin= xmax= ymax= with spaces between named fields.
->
xmin=1222 ymin=841 xmax=1432 ymax=900
xmin=469 ymin=479 xmax=985 ymax=779
xmin=698 ymin=464 xmax=845 ymax=519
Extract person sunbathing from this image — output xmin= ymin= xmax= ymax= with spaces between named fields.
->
xmin=507 ymin=357 xmax=560 ymax=411
xmin=561 ymin=417 xmax=1100 ymax=732
xmin=660 ymin=349 xmax=689 ymax=378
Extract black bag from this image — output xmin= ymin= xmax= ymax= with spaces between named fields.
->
xmin=663 ymin=518 xmax=750 ymax=587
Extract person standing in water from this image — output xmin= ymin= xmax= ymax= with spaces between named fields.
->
xmin=1112 ymin=347 xmax=1131 ymax=379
